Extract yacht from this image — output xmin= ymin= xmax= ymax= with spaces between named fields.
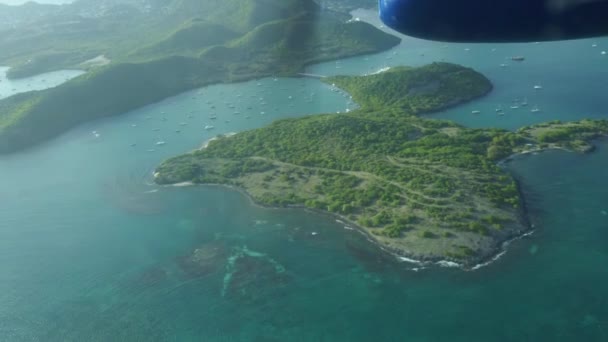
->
xmin=534 ymin=85 xmax=543 ymax=90
xmin=155 ymin=141 xmax=166 ymax=146
xmin=204 ymin=125 xmax=215 ymax=130
xmin=471 ymin=110 xmax=481 ymax=114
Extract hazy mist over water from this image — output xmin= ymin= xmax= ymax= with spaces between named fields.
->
xmin=0 ymin=0 xmax=73 ymax=5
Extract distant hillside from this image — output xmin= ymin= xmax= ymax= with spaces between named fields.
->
xmin=0 ymin=1 xmax=400 ymax=153
xmin=131 ymin=21 xmax=240 ymax=59
xmin=0 ymin=0 xmax=319 ymax=78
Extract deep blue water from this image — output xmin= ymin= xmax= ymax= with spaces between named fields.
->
xmin=1 ymin=9 xmax=608 ymax=341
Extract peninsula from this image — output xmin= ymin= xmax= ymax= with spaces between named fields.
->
xmin=155 ymin=63 xmax=608 ymax=267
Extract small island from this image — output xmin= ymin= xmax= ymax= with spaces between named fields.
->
xmin=154 ymin=63 xmax=608 ymax=267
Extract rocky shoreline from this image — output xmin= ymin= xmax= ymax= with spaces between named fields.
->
xmin=158 ymin=176 xmax=535 ymax=271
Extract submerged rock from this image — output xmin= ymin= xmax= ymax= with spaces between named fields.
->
xmin=176 ymin=242 xmax=228 ymax=278
xmin=222 ymin=246 xmax=290 ymax=304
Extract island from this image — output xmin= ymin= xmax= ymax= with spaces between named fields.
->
xmin=0 ymin=0 xmax=400 ymax=153
xmin=154 ymin=63 xmax=608 ymax=267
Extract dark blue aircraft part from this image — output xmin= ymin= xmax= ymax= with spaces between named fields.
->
xmin=379 ymin=0 xmax=608 ymax=42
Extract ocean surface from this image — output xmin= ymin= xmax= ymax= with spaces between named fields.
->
xmin=1 ymin=8 xmax=608 ymax=341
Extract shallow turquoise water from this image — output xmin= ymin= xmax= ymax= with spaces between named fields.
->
xmin=1 ymin=10 xmax=608 ymax=341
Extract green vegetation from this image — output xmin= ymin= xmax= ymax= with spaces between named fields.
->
xmin=155 ymin=64 xmax=608 ymax=265
xmin=517 ymin=119 xmax=608 ymax=153
xmin=0 ymin=0 xmax=400 ymax=153
xmin=325 ymin=64 xmax=492 ymax=112
xmin=154 ymin=64 xmax=517 ymax=264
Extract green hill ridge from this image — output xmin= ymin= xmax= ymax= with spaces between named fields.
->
xmin=0 ymin=0 xmax=400 ymax=153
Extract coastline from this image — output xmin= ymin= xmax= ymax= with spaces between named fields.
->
xmin=159 ymin=178 xmax=535 ymax=271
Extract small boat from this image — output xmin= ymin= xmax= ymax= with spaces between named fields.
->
xmin=209 ymin=115 xmax=217 ymax=120
xmin=534 ymin=85 xmax=543 ymax=90
xmin=471 ymin=110 xmax=481 ymax=114
xmin=175 ymin=130 xmax=181 ymax=133
xmin=147 ymin=149 xmax=156 ymax=152
xmin=531 ymin=106 xmax=541 ymax=113
xmin=156 ymin=141 xmax=166 ymax=146
xmin=179 ymin=122 xmax=187 ymax=126
xmin=592 ymin=44 xmax=598 ymax=48
xmin=204 ymin=125 xmax=214 ymax=130
xmin=602 ymin=51 xmax=607 ymax=55
xmin=130 ymin=143 xmax=136 ymax=147
xmin=510 ymin=104 xmax=520 ymax=109
xmin=510 ymin=56 xmax=525 ymax=61
xmin=152 ymin=128 xmax=160 ymax=131
xmin=521 ymin=98 xmax=528 ymax=106
xmin=500 ymin=63 xmax=508 ymax=67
